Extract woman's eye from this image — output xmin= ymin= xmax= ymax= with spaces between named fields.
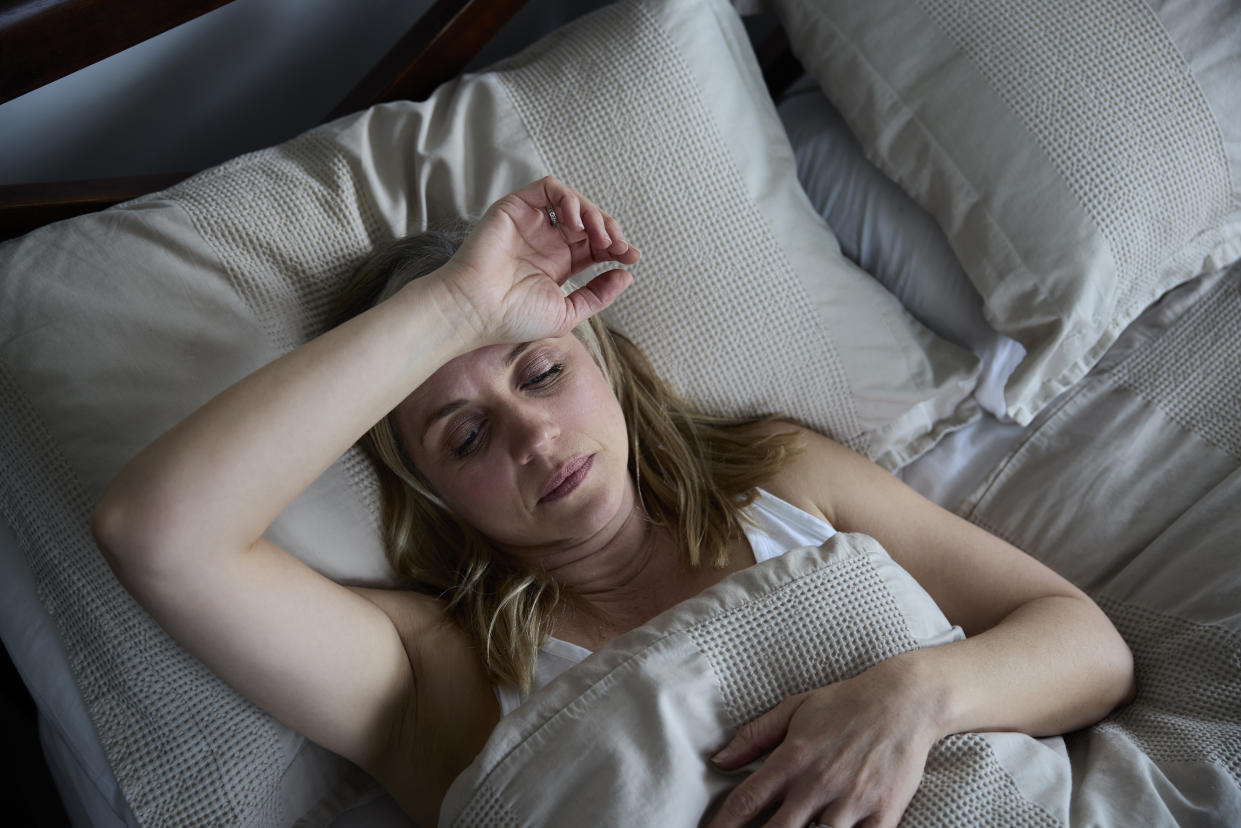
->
xmin=523 ymin=362 xmax=564 ymax=388
xmin=450 ymin=422 xmax=484 ymax=459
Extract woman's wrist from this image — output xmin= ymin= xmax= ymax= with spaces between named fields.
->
xmin=879 ymin=650 xmax=958 ymax=745
xmin=387 ymin=266 xmax=488 ymax=359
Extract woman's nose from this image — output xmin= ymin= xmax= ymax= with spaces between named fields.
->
xmin=508 ymin=404 xmax=560 ymax=463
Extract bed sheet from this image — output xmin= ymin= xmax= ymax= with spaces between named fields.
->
xmin=897 ymin=414 xmax=1026 ymax=510
xmin=957 ymin=261 xmax=1241 ymax=826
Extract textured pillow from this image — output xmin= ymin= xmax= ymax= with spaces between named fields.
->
xmin=763 ymin=0 xmax=1241 ymax=424
xmin=499 ymin=1 xmax=979 ymax=467
xmin=777 ymin=75 xmax=1025 ymax=419
xmin=0 ymin=0 xmax=978 ymax=824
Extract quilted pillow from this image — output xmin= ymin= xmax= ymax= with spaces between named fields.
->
xmin=0 ymin=0 xmax=978 ymax=824
xmin=764 ymin=0 xmax=1241 ymax=423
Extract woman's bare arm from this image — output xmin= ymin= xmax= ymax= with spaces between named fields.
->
xmin=92 ymin=276 xmax=473 ymax=771
xmin=797 ymin=428 xmax=1135 ymax=733
xmin=709 ymin=425 xmax=1134 ymax=828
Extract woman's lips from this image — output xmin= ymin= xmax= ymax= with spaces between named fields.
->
xmin=539 ymin=455 xmax=594 ymax=503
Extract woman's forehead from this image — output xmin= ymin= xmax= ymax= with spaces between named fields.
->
xmin=396 ymin=335 xmax=581 ymax=424
xmin=403 ymin=343 xmax=512 ymax=415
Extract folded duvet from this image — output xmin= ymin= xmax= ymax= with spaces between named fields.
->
xmin=439 ymin=532 xmax=1071 ymax=827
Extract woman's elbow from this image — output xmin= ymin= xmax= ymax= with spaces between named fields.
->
xmin=91 ymin=485 xmax=171 ymax=579
xmin=92 ymin=491 xmax=143 ymax=571
xmin=1109 ymin=632 xmax=1138 ymax=709
xmin=1088 ymin=601 xmax=1137 ymax=713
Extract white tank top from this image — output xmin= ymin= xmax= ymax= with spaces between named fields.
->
xmin=493 ymin=488 xmax=836 ymax=717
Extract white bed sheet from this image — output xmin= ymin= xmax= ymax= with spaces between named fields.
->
xmin=897 ymin=414 xmax=1028 ymax=511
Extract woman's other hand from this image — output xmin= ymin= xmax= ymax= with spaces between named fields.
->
xmin=431 ymin=176 xmax=640 ymax=347
xmin=706 ymin=655 xmax=940 ymax=828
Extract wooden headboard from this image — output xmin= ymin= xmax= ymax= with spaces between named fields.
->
xmin=0 ymin=0 xmax=798 ymax=241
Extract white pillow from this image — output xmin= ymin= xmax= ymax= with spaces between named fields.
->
xmin=777 ymin=75 xmax=1025 ymax=419
xmin=0 ymin=0 xmax=979 ymax=824
xmin=764 ymin=0 xmax=1241 ymax=424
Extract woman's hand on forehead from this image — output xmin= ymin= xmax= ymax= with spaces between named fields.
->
xmin=430 ymin=176 xmax=641 ymax=347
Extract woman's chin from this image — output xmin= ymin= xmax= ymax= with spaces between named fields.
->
xmin=535 ymin=472 xmax=634 ymax=546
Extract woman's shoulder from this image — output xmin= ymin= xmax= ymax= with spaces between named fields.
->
xmin=738 ymin=418 xmax=854 ymax=528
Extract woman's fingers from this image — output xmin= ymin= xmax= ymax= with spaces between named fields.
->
xmin=433 ymin=175 xmax=641 ymax=345
xmin=575 ymin=195 xmax=613 ymax=249
xmin=765 ymin=777 xmax=843 ymax=828
xmin=562 ymin=268 xmax=634 ymax=327
xmin=705 ymin=672 xmax=933 ymax=828
xmin=602 ymin=215 xmax=633 ymax=260
xmin=555 ymin=188 xmax=586 ymax=233
xmin=712 ymin=694 xmax=806 ymax=770
xmin=705 ymin=696 xmax=805 ymax=828
xmin=710 ymin=755 xmax=885 ymax=828
xmin=707 ymin=761 xmax=789 ymax=828
xmin=529 ymin=175 xmax=636 ymax=265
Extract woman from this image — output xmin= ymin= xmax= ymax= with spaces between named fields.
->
xmin=93 ymin=177 xmax=1134 ymax=828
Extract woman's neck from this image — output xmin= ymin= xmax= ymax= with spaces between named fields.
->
xmin=524 ymin=502 xmax=685 ymax=645
xmin=564 ymin=509 xmax=678 ymax=614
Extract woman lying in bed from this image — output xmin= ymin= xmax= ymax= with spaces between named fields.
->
xmin=92 ymin=177 xmax=1134 ymax=828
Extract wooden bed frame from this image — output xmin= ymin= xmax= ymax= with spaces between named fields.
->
xmin=0 ymin=0 xmax=799 ymax=242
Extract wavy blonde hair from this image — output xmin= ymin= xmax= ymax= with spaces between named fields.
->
xmin=333 ymin=221 xmax=802 ymax=692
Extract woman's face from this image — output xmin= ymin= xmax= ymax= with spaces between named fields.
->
xmin=393 ymin=333 xmax=633 ymax=555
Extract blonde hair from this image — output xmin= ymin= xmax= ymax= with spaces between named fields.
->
xmin=334 ymin=222 xmax=802 ymax=692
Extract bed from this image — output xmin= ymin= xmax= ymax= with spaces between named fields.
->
xmin=1 ymin=0 xmax=1238 ymax=825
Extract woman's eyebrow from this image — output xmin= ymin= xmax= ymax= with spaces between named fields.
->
xmin=504 ymin=341 xmax=532 ymax=367
xmin=420 ymin=342 xmax=534 ymax=445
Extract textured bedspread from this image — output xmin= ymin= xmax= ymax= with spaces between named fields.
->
xmin=440 ymin=265 xmax=1241 ymax=828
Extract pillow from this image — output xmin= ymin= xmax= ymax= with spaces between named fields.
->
xmin=0 ymin=0 xmax=979 ymax=824
xmin=763 ymin=0 xmax=1241 ymax=424
xmin=777 ymin=74 xmax=1025 ymax=419
xmin=495 ymin=1 xmax=980 ymax=467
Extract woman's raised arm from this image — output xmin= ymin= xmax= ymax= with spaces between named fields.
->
xmin=94 ymin=176 xmax=636 ymax=567
xmin=90 ymin=177 xmax=638 ymax=785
